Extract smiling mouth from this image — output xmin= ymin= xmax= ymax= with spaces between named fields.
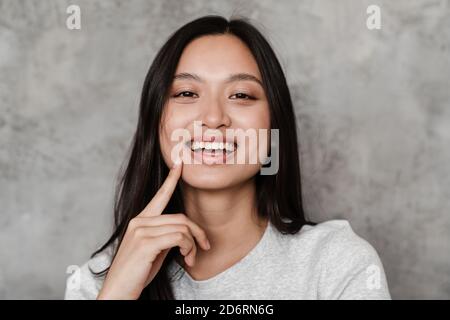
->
xmin=185 ymin=140 xmax=238 ymax=155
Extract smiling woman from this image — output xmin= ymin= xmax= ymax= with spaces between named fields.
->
xmin=64 ymin=15 xmax=391 ymax=300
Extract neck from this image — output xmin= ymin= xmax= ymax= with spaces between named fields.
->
xmin=177 ymin=178 xmax=268 ymax=275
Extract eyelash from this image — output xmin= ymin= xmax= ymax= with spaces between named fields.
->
xmin=173 ymin=91 xmax=256 ymax=100
xmin=173 ymin=91 xmax=198 ymax=98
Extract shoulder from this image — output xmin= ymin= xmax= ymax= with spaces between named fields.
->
xmin=64 ymin=247 xmax=113 ymax=300
xmin=275 ymin=219 xmax=369 ymax=255
xmin=273 ymin=219 xmax=391 ymax=299
xmin=301 ymin=219 xmax=377 ymax=257
xmin=305 ymin=219 xmax=391 ymax=299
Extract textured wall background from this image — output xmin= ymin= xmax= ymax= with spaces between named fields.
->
xmin=1 ymin=0 xmax=449 ymax=299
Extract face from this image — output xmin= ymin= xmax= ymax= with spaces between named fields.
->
xmin=159 ymin=34 xmax=270 ymax=190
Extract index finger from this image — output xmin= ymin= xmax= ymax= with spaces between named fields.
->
xmin=139 ymin=159 xmax=183 ymax=217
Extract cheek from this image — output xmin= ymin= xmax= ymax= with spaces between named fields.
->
xmin=159 ymin=107 xmax=192 ymax=164
xmin=239 ymin=103 xmax=270 ymax=131
xmin=159 ymin=103 xmax=197 ymax=166
xmin=159 ymin=127 xmax=173 ymax=163
xmin=257 ymin=106 xmax=271 ymax=153
xmin=234 ymin=105 xmax=270 ymax=155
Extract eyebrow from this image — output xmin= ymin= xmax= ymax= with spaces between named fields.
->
xmin=173 ymin=72 xmax=263 ymax=87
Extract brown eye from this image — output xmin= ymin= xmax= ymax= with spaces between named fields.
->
xmin=174 ymin=91 xmax=198 ymax=98
xmin=230 ymin=92 xmax=255 ymax=100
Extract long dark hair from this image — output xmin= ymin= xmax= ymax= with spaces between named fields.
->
xmin=91 ymin=15 xmax=313 ymax=300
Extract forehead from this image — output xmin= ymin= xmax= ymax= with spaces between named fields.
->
xmin=175 ymin=34 xmax=262 ymax=80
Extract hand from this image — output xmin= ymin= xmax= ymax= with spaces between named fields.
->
xmin=97 ymin=160 xmax=211 ymax=299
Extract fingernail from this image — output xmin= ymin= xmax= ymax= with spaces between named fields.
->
xmin=172 ymin=158 xmax=182 ymax=168
xmin=205 ymin=239 xmax=211 ymax=250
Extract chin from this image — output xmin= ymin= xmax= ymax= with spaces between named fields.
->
xmin=181 ymin=164 xmax=258 ymax=190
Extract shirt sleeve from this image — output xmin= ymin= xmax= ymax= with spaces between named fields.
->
xmin=318 ymin=222 xmax=391 ymax=300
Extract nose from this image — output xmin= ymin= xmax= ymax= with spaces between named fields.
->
xmin=200 ymin=95 xmax=231 ymax=129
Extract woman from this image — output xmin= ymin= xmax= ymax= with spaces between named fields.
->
xmin=65 ymin=15 xmax=391 ymax=300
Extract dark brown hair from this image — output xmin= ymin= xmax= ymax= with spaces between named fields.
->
xmin=91 ymin=15 xmax=313 ymax=299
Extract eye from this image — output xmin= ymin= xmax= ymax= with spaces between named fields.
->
xmin=229 ymin=92 xmax=256 ymax=100
xmin=173 ymin=91 xmax=198 ymax=98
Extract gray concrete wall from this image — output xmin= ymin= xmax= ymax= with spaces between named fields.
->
xmin=0 ymin=0 xmax=449 ymax=299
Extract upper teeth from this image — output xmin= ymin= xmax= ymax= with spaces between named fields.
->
xmin=191 ymin=141 xmax=235 ymax=152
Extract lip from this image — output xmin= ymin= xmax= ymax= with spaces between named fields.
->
xmin=183 ymin=141 xmax=237 ymax=165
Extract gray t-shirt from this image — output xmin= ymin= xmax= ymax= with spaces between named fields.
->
xmin=64 ymin=219 xmax=391 ymax=299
